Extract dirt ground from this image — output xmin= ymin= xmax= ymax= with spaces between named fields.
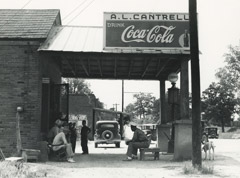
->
xmin=24 ymin=139 xmax=240 ymax=178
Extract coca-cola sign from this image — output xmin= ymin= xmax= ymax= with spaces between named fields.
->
xmin=104 ymin=12 xmax=190 ymax=50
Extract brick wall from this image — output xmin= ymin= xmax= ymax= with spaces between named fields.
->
xmin=0 ymin=41 xmax=43 ymax=156
xmin=69 ymin=94 xmax=99 ymax=139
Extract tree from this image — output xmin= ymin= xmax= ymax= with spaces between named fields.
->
xmin=133 ymin=93 xmax=155 ymax=119
xmin=201 ymin=82 xmax=237 ymax=132
xmin=202 ymin=45 xmax=240 ymax=132
xmin=62 ymin=78 xmax=92 ymax=95
xmin=125 ymin=103 xmax=136 ymax=118
xmin=215 ymin=45 xmax=240 ymax=94
xmin=125 ymin=93 xmax=156 ymax=123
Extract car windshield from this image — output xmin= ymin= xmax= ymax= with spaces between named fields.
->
xmin=100 ymin=124 xmax=115 ymax=128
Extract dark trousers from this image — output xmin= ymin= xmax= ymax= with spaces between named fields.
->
xmin=126 ymin=141 xmax=149 ymax=157
xmin=71 ymin=138 xmax=76 ymax=153
xmin=81 ymin=138 xmax=88 ymax=154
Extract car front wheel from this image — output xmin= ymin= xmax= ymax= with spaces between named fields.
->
xmin=115 ymin=142 xmax=120 ymax=148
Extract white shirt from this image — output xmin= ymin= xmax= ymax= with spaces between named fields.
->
xmin=123 ymin=124 xmax=133 ymax=141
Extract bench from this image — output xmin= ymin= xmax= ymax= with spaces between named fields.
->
xmin=140 ymin=147 xmax=160 ymax=160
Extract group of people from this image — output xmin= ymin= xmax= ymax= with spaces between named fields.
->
xmin=47 ymin=119 xmax=91 ymax=163
xmin=47 ymin=116 xmax=150 ymax=163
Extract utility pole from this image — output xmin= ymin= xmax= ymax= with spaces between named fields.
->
xmin=122 ymin=80 xmax=124 ymax=112
xmin=113 ymin=103 xmax=119 ymax=111
xmin=189 ymin=0 xmax=202 ymax=167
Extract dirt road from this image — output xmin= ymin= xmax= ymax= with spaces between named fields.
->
xmin=28 ymin=139 xmax=240 ymax=178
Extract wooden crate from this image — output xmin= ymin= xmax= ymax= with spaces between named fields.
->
xmin=21 ymin=149 xmax=40 ymax=162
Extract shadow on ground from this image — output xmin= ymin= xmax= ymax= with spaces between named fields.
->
xmin=45 ymin=153 xmax=177 ymax=169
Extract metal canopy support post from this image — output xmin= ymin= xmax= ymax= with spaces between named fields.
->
xmin=189 ymin=0 xmax=202 ymax=167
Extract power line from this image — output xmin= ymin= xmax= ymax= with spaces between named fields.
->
xmin=64 ymin=0 xmax=96 ymax=25
xmin=62 ymin=0 xmax=89 ymax=21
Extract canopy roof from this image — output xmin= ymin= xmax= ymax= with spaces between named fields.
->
xmin=39 ymin=26 xmax=190 ymax=80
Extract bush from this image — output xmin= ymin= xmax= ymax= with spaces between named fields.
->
xmin=183 ymin=162 xmax=214 ymax=175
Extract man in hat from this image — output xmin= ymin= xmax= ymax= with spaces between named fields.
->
xmin=52 ymin=126 xmax=75 ymax=163
xmin=123 ymin=122 xmax=150 ymax=161
xmin=47 ymin=119 xmax=63 ymax=143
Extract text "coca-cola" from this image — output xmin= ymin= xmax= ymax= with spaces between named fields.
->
xmin=121 ymin=25 xmax=175 ymax=44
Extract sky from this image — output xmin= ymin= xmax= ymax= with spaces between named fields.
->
xmin=2 ymin=0 xmax=240 ymax=110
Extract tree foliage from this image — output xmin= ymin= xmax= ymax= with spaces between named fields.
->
xmin=202 ymin=82 xmax=237 ymax=132
xmin=216 ymin=45 xmax=240 ymax=94
xmin=133 ymin=93 xmax=155 ymax=119
xmin=62 ymin=78 xmax=92 ymax=95
xmin=201 ymin=45 xmax=240 ymax=132
xmin=125 ymin=93 xmax=159 ymax=123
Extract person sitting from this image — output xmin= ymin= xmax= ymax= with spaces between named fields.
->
xmin=47 ymin=119 xmax=63 ymax=144
xmin=123 ymin=122 xmax=150 ymax=161
xmin=52 ymin=126 xmax=75 ymax=163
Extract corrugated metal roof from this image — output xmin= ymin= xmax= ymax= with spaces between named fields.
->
xmin=39 ymin=26 xmax=103 ymax=52
xmin=0 ymin=9 xmax=60 ymax=39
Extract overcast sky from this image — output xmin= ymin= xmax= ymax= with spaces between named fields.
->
xmin=2 ymin=0 xmax=240 ymax=110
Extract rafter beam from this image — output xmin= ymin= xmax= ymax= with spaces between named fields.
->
xmin=62 ymin=56 xmax=76 ymax=76
xmin=141 ymin=58 xmax=152 ymax=78
xmin=87 ymin=57 xmax=91 ymax=76
xmin=98 ymin=59 xmax=103 ymax=77
xmin=80 ymin=59 xmax=89 ymax=76
xmin=155 ymin=60 xmax=170 ymax=77
xmin=128 ymin=59 xmax=134 ymax=78
xmin=157 ymin=58 xmax=161 ymax=71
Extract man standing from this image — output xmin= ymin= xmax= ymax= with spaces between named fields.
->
xmin=81 ymin=120 xmax=91 ymax=154
xmin=123 ymin=122 xmax=150 ymax=161
xmin=69 ymin=122 xmax=77 ymax=153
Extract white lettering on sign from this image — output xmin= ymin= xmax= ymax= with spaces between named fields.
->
xmin=107 ymin=23 xmax=125 ymax=28
xmin=121 ymin=25 xmax=175 ymax=44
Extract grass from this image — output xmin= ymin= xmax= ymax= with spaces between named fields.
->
xmin=183 ymin=162 xmax=214 ymax=175
xmin=0 ymin=161 xmax=47 ymax=178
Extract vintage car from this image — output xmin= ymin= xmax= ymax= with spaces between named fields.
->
xmin=204 ymin=127 xmax=219 ymax=139
xmin=94 ymin=120 xmax=121 ymax=148
xmin=201 ymin=120 xmax=219 ymax=139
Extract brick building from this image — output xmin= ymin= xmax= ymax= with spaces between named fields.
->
xmin=0 ymin=9 xmax=62 ymax=156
